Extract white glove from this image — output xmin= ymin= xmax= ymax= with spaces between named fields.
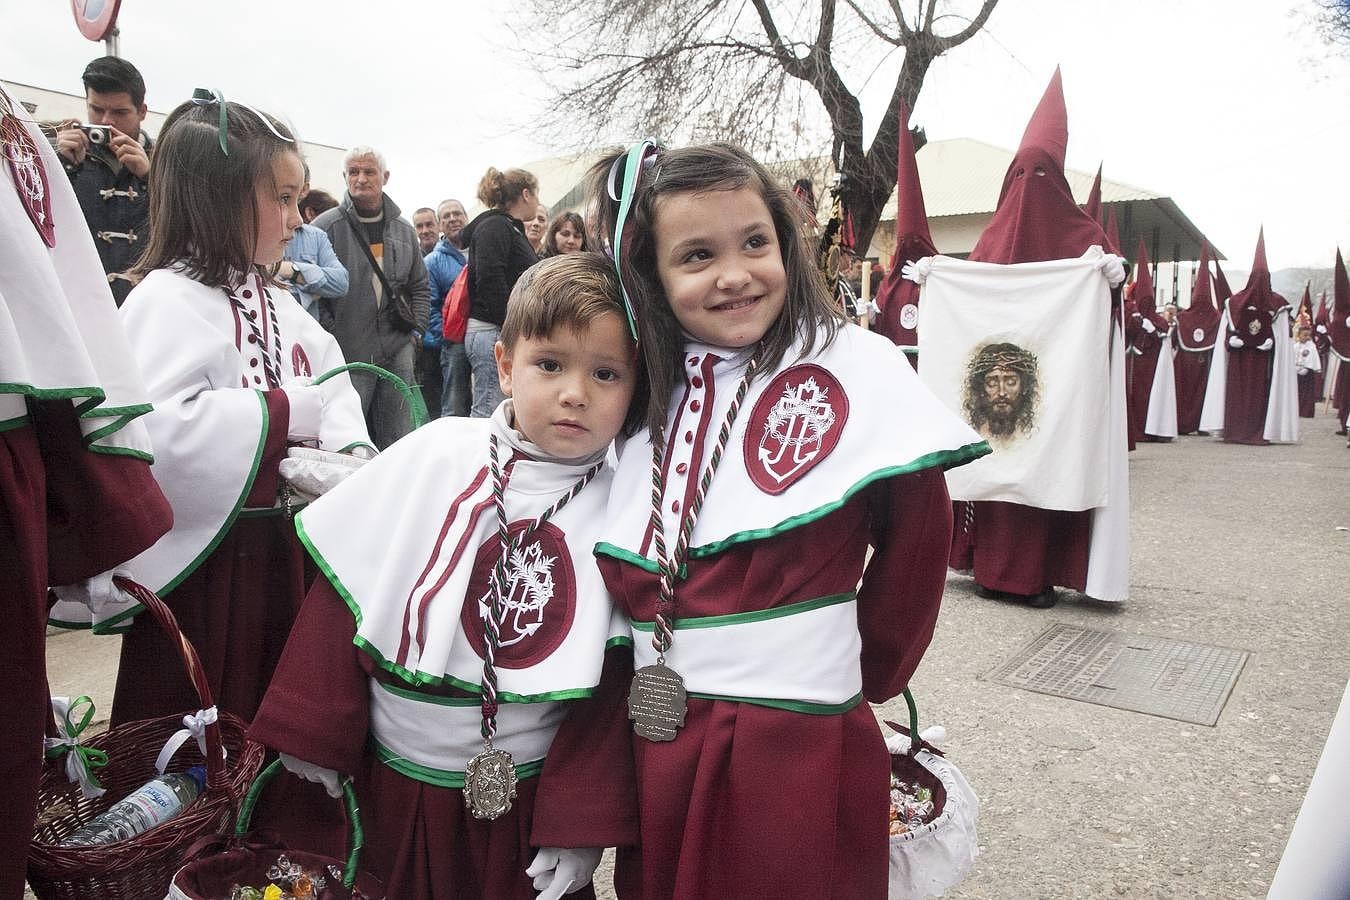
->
xmin=1141 ymin=318 xmax=1156 ymax=335
xmin=1297 ymin=366 xmax=1310 ymax=377
xmin=526 ymin=847 xmax=603 ymax=900
xmin=281 ymin=377 xmax=323 ymax=442
xmin=51 ymin=571 xmax=140 ymax=629
xmin=1317 ymin=324 xmax=1328 ymax=334
xmin=279 ymin=447 xmax=371 ymax=501
xmin=900 ymin=257 xmax=933 ymax=286
xmin=1228 ymin=335 xmax=1244 ymax=349
xmin=1095 ymin=253 xmax=1127 ymax=288
xmin=1257 ymin=337 xmax=1273 ymax=351
xmin=279 ymin=752 xmax=341 ymax=798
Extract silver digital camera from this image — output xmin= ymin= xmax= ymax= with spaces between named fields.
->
xmin=80 ymin=124 xmax=110 ymax=146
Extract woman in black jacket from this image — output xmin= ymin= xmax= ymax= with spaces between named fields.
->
xmin=461 ymin=167 xmax=540 ymax=416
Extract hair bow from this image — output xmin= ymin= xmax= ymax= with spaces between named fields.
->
xmin=190 ymin=87 xmax=294 ymax=157
xmin=43 ymin=696 xmax=109 ymax=800
xmin=607 ymin=138 xmax=662 ymax=340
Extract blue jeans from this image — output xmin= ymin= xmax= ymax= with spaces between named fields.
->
xmin=440 ymin=341 xmax=471 ymax=417
xmin=465 ymin=326 xmax=505 ymax=418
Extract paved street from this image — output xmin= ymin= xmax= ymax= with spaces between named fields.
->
xmin=39 ymin=410 xmax=1350 ymax=899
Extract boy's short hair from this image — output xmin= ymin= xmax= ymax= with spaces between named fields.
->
xmin=501 ymin=252 xmax=627 ymax=351
xmin=501 ymin=252 xmax=647 ymax=436
xmin=82 ymin=56 xmax=146 ymax=108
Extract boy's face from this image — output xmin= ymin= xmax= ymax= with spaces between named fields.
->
xmin=494 ymin=311 xmax=635 ymax=459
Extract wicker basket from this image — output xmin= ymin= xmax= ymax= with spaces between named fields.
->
xmin=27 ymin=577 xmax=266 ymax=900
xmin=885 ymin=689 xmax=980 ymax=900
xmin=168 ymin=758 xmax=385 ymax=899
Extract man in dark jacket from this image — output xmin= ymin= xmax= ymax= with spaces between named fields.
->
xmin=313 ymin=146 xmax=431 ymax=449
xmin=53 ymin=57 xmax=152 ymax=306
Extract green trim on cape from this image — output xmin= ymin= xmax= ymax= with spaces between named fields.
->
xmin=685 ymin=691 xmax=864 ymax=715
xmin=295 ymin=515 xmax=606 ymax=704
xmin=596 ymin=443 xmax=990 ymax=569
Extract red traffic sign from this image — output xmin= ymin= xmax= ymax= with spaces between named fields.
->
xmin=71 ymin=0 xmax=122 ymax=41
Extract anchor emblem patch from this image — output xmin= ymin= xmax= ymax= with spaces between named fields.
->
xmin=744 ymin=364 xmax=848 ymax=495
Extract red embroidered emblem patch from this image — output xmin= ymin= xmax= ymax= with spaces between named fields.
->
xmin=291 ymin=343 xmax=312 ymax=377
xmin=743 ymin=364 xmax=848 ymax=495
xmin=461 ymin=520 xmax=576 ymax=669
xmin=2 ymin=116 xmax=56 ymax=248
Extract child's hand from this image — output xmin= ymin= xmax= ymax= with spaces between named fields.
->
xmin=526 ymin=847 xmax=603 ymax=900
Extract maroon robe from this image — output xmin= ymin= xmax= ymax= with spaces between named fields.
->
xmin=1 ymin=402 xmax=170 ymax=899
xmin=873 ymin=102 xmax=935 ymax=372
xmin=1222 ymin=350 xmax=1273 ymax=445
xmin=1298 ymin=370 xmax=1317 ymax=418
xmin=248 ymin=580 xmax=636 ymax=900
xmin=1174 ymin=347 xmax=1213 ymax=434
xmin=1129 ymin=334 xmax=1169 ymax=442
xmin=111 ymin=390 xmax=306 ymax=725
xmin=952 ymin=68 xmax=1108 ymax=597
xmin=599 ymin=469 xmax=951 ymax=900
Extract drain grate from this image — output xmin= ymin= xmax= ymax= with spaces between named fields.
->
xmin=985 ymin=623 xmax=1248 ymax=726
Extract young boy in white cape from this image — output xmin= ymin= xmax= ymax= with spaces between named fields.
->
xmin=250 ymin=252 xmax=643 ymax=900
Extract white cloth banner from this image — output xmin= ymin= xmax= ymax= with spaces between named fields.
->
xmin=917 ymin=253 xmax=1113 ymax=511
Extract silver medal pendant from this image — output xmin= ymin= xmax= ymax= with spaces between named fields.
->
xmin=464 ymin=746 xmax=517 ymax=820
xmin=629 ymin=663 xmax=688 ymax=742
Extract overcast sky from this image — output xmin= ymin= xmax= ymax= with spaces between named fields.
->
xmin=6 ymin=1 xmax=1347 ymax=270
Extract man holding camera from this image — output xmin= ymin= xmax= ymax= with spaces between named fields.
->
xmin=313 ymin=146 xmax=430 ymax=449
xmin=53 ymin=57 xmax=152 ymax=306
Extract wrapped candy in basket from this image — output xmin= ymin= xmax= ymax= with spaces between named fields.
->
xmin=167 ymin=758 xmax=384 ymax=900
xmin=884 ymin=689 xmax=980 ymax=900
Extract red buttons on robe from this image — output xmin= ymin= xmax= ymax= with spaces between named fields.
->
xmin=688 ymin=356 xmax=699 ymax=366
xmin=671 ymin=500 xmax=680 ymax=513
xmin=250 ymin=358 xmax=258 ymax=367
xmin=684 ymin=431 xmax=693 ymax=444
xmin=242 ymin=290 xmax=252 ymax=299
xmin=690 ymin=399 xmax=701 ymax=412
xmin=253 ymin=376 xmax=261 ymax=385
xmin=675 ymin=462 xmax=688 ymax=474
xmin=247 ymin=334 xmax=257 ymax=344
xmin=692 ymin=376 xmax=703 ymax=388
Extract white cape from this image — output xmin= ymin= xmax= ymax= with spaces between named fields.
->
xmin=1200 ymin=308 xmax=1299 ymax=443
xmin=1144 ymin=338 xmax=1179 ymax=439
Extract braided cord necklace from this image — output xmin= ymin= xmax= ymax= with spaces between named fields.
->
xmin=227 ymin=273 xmax=285 ymax=389
xmin=629 ymin=355 xmax=759 ymax=742
xmin=464 ymin=432 xmax=602 ymax=821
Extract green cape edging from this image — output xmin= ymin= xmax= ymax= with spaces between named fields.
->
xmin=596 ymin=442 xmax=991 ymax=573
xmin=295 ymin=515 xmax=611 ymax=704
xmin=157 ymin=389 xmax=272 ymax=596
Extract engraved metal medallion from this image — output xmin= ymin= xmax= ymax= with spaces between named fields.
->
xmin=629 ymin=663 xmax=688 ymax=742
xmin=464 ymin=747 xmax=517 ymax=820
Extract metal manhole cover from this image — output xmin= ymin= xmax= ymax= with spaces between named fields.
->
xmin=985 ymin=623 xmax=1249 ymax=726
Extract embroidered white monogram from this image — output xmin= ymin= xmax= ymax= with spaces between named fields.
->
xmin=745 ymin=364 xmax=849 ymax=495
xmin=477 ymin=542 xmax=557 ymax=648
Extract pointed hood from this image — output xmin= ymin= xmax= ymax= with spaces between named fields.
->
xmin=1315 ymin=289 xmax=1329 ymax=328
xmin=1226 ymin=228 xmax=1286 ymax=347
xmin=1229 ymin=227 xmax=1285 ymax=322
xmin=1104 ymin=209 xmax=1122 ymax=256
xmin=1295 ymin=283 xmax=1312 ymax=327
xmin=1177 ymin=241 xmax=1220 ymax=350
xmin=1132 ymin=237 xmax=1167 ymax=332
xmin=969 ymin=68 xmax=1108 ymax=264
xmin=1019 ymin=67 xmax=1068 ymax=170
xmin=874 ymin=102 xmax=936 ymax=354
xmin=1084 ymin=164 xmax=1102 ymax=221
xmin=1330 ymin=248 xmax=1350 ymax=358
xmin=1212 ymin=257 xmax=1234 ymax=305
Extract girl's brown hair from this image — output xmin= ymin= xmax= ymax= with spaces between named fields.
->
xmin=586 ymin=142 xmax=843 ymax=435
xmin=541 ymin=211 xmax=589 ymax=257
xmin=476 ymin=167 xmax=538 ymax=210
xmin=132 ymin=99 xmax=298 ymax=288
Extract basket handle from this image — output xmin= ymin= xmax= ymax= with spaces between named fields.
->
xmin=312 ymin=362 xmax=428 ymax=430
xmin=111 ymin=576 xmax=229 ymax=795
xmin=903 ymin=687 xmax=920 ymax=756
xmin=235 ymin=758 xmax=364 ymax=889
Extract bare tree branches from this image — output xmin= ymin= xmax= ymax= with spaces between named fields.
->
xmin=519 ymin=0 xmax=1000 ymax=253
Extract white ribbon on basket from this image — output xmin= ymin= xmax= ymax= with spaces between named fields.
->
xmin=154 ymin=706 xmax=226 ymax=774
xmin=42 ymin=696 xmax=107 ymax=800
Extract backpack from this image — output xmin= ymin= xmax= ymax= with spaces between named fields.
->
xmin=441 ymin=265 xmax=470 ymax=342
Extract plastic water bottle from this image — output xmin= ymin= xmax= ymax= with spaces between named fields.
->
xmin=61 ymin=766 xmax=207 ymax=846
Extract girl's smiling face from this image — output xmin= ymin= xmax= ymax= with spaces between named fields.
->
xmin=652 ymin=186 xmax=787 ymax=349
xmin=253 ymin=150 xmax=303 ymax=266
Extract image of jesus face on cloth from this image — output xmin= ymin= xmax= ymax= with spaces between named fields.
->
xmin=963 ymin=342 xmax=1040 ymax=444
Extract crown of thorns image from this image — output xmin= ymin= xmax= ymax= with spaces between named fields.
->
xmin=963 ymin=341 xmax=1040 ymax=437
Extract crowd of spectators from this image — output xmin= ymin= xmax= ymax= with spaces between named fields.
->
xmin=52 ymin=55 xmax=597 ymax=436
